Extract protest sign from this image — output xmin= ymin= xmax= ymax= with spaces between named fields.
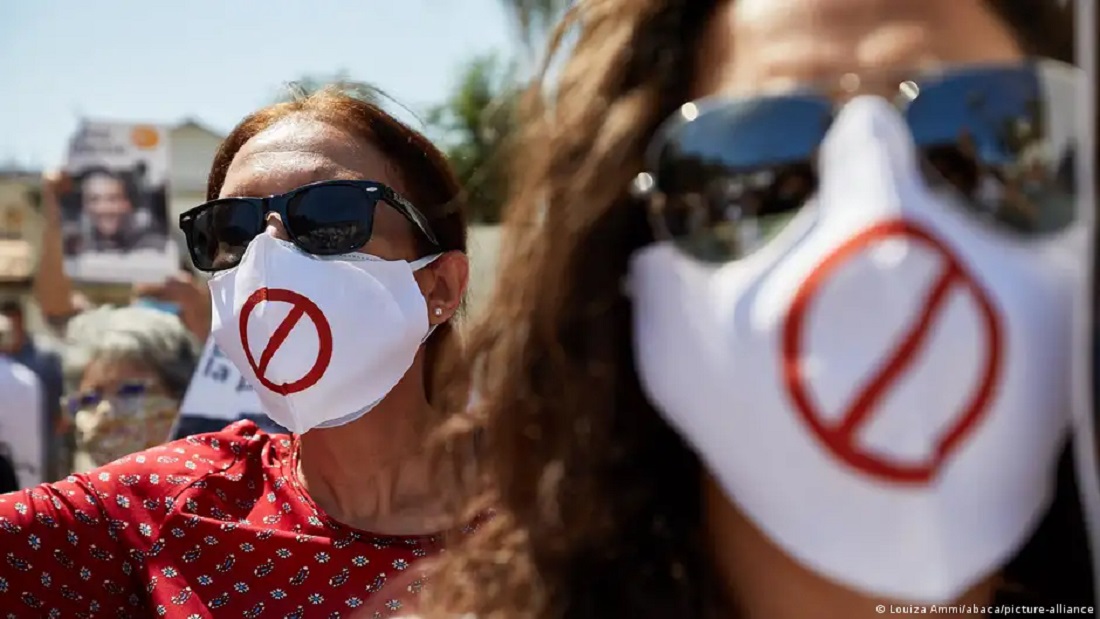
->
xmin=61 ymin=121 xmax=175 ymax=283
xmin=170 ymin=336 xmax=287 ymax=440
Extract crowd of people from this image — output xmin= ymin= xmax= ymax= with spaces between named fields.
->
xmin=0 ymin=0 xmax=1095 ymax=617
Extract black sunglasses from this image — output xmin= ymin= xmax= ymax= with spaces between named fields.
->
xmin=179 ymin=180 xmax=440 ymax=272
xmin=633 ymin=59 xmax=1080 ymax=262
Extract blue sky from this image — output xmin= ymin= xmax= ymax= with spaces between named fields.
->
xmin=0 ymin=0 xmax=517 ymax=168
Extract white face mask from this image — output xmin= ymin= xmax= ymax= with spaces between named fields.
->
xmin=628 ymin=97 xmax=1090 ymax=603
xmin=208 ymin=233 xmax=441 ymax=434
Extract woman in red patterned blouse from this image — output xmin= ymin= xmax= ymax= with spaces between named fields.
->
xmin=0 ymin=87 xmax=472 ymax=618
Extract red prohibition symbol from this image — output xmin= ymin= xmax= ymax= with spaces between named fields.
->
xmin=239 ymin=288 xmax=334 ymax=395
xmin=781 ymin=220 xmax=1004 ymax=484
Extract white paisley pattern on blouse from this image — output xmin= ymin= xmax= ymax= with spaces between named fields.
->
xmin=0 ymin=420 xmax=447 ymax=617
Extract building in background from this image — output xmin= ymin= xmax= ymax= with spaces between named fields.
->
xmin=167 ymin=119 xmax=224 ymax=268
xmin=0 ymin=169 xmax=48 ymax=335
xmin=0 ymin=170 xmax=43 ymax=288
xmin=466 ymin=224 xmax=500 ymax=317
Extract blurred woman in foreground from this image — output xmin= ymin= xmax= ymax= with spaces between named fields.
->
xmin=61 ymin=305 xmax=198 ymax=472
xmin=414 ymin=1 xmax=1093 ymax=618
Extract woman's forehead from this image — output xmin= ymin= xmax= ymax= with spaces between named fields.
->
xmin=220 ymin=117 xmax=405 ymax=199
xmin=84 ymin=174 xmax=123 ymax=188
xmin=79 ymin=357 xmax=161 ymax=388
xmin=696 ymin=0 xmax=1022 ymax=98
xmin=238 ymin=118 xmax=364 ymax=157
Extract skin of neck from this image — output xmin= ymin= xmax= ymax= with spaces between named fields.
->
xmin=296 ymin=349 xmax=451 ymax=536
xmin=702 ymin=474 xmax=999 ymax=619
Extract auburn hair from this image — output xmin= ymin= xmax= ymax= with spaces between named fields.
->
xmin=425 ymin=1 xmax=1089 ymax=619
xmin=205 ymin=88 xmax=468 ymax=405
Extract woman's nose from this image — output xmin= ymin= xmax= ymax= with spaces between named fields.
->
xmin=265 ymin=213 xmax=290 ymax=241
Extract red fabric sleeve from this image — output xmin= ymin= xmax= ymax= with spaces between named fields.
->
xmin=0 ymin=459 xmax=165 ymax=616
xmin=0 ymin=474 xmax=146 ymax=615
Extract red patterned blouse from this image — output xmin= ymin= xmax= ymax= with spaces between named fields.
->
xmin=0 ymin=420 xmax=450 ymax=618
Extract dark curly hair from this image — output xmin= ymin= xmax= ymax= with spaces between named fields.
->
xmin=425 ymin=2 xmax=1091 ymax=618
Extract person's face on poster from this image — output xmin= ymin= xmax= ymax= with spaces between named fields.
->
xmin=82 ymin=172 xmax=133 ymax=238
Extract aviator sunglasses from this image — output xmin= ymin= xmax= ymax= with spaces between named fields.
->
xmin=631 ymin=59 xmax=1082 ymax=262
xmin=179 ymin=180 xmax=440 ymax=272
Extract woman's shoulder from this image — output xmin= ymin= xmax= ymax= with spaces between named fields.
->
xmin=0 ymin=421 xmax=287 ymax=532
xmin=170 ymin=418 xmax=282 ymax=452
xmin=63 ymin=419 xmax=281 ymax=495
xmin=1 ymin=420 xmax=282 ymax=520
xmin=0 ymin=356 xmax=40 ymax=390
xmin=152 ymin=418 xmax=289 ymax=473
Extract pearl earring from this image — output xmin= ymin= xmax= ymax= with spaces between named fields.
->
xmin=433 ymin=307 xmax=443 ymax=317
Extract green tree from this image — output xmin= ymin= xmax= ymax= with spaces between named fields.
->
xmin=421 ymin=2 xmax=569 ymax=223
xmin=426 ymin=53 xmax=520 ymax=223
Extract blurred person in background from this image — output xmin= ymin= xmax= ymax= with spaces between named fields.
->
xmin=32 ymin=172 xmax=79 ymax=331
xmin=0 ymin=313 xmax=43 ymax=490
xmin=412 ymin=1 xmax=1093 ymax=619
xmin=0 ymin=300 xmax=65 ymax=481
xmin=61 ymin=305 xmax=199 ymax=472
xmin=4 ymin=172 xmax=96 ymax=484
xmin=0 ymin=87 xmax=471 ymax=617
xmin=23 ymin=171 xmax=84 ymax=477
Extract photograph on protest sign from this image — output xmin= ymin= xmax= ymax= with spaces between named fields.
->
xmin=60 ymin=121 xmax=175 ymax=283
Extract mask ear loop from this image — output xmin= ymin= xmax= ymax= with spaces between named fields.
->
xmin=410 ymin=253 xmax=443 ymax=270
xmin=412 ymin=252 xmax=447 ymax=342
xmin=1069 ymin=2 xmax=1100 ymax=615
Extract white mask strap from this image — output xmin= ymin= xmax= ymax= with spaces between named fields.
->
xmin=411 ymin=253 xmax=443 ymax=271
xmin=421 ymin=322 xmax=439 ymax=344
xmin=414 ymin=252 xmax=445 ymax=343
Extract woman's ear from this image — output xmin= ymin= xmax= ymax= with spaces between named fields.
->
xmin=420 ymin=251 xmax=469 ymax=325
